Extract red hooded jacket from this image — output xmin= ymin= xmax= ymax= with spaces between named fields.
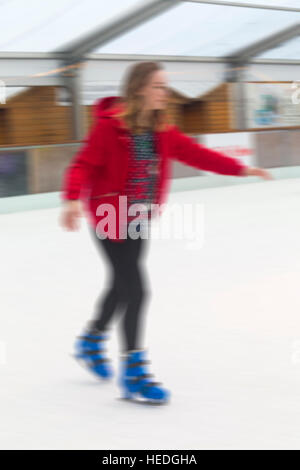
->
xmin=61 ymin=96 xmax=248 ymax=242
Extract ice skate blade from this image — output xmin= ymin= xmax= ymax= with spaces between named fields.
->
xmin=71 ymin=354 xmax=113 ymax=381
xmin=117 ymin=391 xmax=170 ymax=406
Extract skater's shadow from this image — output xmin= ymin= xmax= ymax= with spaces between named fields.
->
xmin=65 ymin=379 xmax=112 ymax=387
xmin=116 ymin=397 xmax=170 ymax=407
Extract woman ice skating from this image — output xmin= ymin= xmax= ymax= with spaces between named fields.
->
xmin=60 ymin=61 xmax=272 ymax=405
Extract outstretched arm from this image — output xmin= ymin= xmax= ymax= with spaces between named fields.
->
xmin=169 ymin=125 xmax=273 ymax=180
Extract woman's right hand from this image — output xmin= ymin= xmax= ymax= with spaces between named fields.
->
xmin=60 ymin=200 xmax=83 ymax=231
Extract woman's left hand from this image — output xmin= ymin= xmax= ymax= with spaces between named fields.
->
xmin=241 ymin=166 xmax=274 ymax=180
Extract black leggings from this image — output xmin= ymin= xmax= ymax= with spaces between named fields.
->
xmin=87 ymin=227 xmax=150 ymax=353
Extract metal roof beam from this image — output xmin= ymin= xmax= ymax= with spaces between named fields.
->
xmin=54 ymin=0 xmax=181 ymax=64
xmin=223 ymin=23 xmax=300 ymax=63
xmin=185 ymin=0 xmax=300 ymax=13
xmin=0 ymin=53 xmax=299 ymax=66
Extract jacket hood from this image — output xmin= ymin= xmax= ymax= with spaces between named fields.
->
xmin=93 ymin=95 xmax=123 ymax=120
xmin=92 ymin=95 xmax=170 ymax=132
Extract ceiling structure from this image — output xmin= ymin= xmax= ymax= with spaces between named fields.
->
xmin=0 ymin=0 xmax=299 ymax=137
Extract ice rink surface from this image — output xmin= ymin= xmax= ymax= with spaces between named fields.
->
xmin=1 ymin=177 xmax=300 ymax=450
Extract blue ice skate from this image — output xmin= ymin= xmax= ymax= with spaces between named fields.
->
xmin=118 ymin=349 xmax=170 ymax=404
xmin=74 ymin=329 xmax=113 ymax=380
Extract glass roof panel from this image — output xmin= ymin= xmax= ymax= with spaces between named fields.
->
xmin=1 ymin=1 xmax=299 ymax=58
xmin=0 ymin=0 xmax=143 ymax=53
xmin=94 ymin=2 xmax=299 ymax=58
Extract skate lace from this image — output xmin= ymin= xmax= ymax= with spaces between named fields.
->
xmin=78 ymin=336 xmax=111 ymax=363
xmin=127 ymin=360 xmax=162 ymax=387
xmin=78 ymin=335 xmax=107 ymax=343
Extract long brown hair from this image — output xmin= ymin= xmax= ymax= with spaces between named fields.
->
xmin=116 ymin=61 xmax=170 ymax=134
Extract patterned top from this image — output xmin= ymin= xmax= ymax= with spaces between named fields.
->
xmin=124 ymin=129 xmax=159 ymax=231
